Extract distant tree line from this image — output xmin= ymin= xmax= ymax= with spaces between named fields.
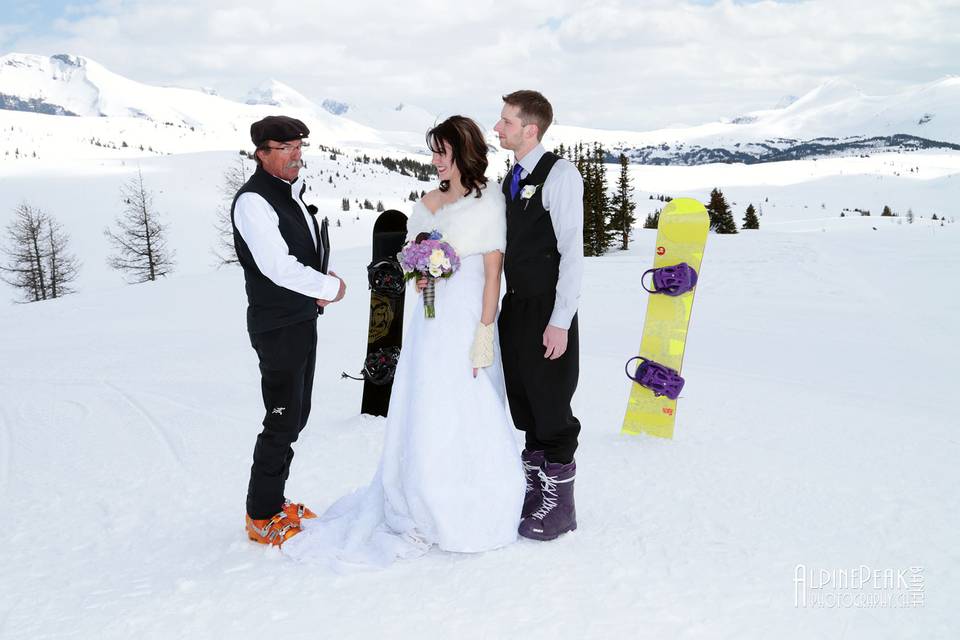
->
xmin=354 ymin=154 xmax=435 ymax=181
xmin=8 ymin=150 xmax=953 ymax=304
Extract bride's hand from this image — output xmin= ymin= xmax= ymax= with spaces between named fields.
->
xmin=472 ymin=367 xmax=478 ymax=378
xmin=415 ymin=277 xmax=427 ymax=293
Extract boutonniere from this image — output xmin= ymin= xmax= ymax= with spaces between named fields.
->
xmin=520 ymin=184 xmax=541 ymax=210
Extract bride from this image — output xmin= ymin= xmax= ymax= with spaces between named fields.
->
xmin=282 ymin=116 xmax=525 ymax=569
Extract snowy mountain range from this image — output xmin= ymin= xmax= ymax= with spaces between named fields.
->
xmin=550 ymin=78 xmax=960 ymax=165
xmin=2 ymin=52 xmax=959 ymax=164
xmin=0 ymin=53 xmax=403 ymax=153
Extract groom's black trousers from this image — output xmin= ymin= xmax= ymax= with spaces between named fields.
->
xmin=499 ymin=291 xmax=581 ymax=464
xmin=246 ymin=318 xmax=317 ymax=520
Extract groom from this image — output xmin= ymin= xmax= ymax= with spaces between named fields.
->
xmin=494 ymin=90 xmax=584 ymax=541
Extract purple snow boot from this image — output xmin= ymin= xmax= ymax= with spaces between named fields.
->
xmin=521 ymin=449 xmax=545 ymax=519
xmin=518 ymin=459 xmax=577 ymax=541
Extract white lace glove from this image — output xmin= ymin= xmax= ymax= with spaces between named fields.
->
xmin=470 ymin=322 xmax=495 ymax=369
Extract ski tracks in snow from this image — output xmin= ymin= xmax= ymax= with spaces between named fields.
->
xmin=102 ymin=380 xmax=185 ymax=468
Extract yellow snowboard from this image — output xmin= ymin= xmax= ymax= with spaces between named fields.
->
xmin=621 ymin=198 xmax=709 ymax=439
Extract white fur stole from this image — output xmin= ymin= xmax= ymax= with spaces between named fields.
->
xmin=405 ymin=187 xmax=506 ymax=258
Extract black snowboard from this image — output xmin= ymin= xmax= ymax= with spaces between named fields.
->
xmin=359 ymin=209 xmax=408 ymax=416
xmin=306 ymin=205 xmax=330 ymax=316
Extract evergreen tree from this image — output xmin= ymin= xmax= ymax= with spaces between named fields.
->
xmin=1 ymin=202 xmax=80 ymax=302
xmin=881 ymin=205 xmax=894 ymax=217
xmin=706 ymin=187 xmax=738 ymax=234
xmin=342 ymin=197 xmax=350 ymax=211
xmin=593 ymin=142 xmax=614 ymax=253
xmin=580 ymin=144 xmax=599 ymax=256
xmin=574 ymin=144 xmax=595 ymax=256
xmin=705 ymin=188 xmax=727 ymax=231
xmin=742 ymin=203 xmax=760 ymax=230
xmin=643 ymin=208 xmax=660 ymax=229
xmin=715 ymin=209 xmax=738 ymax=234
xmin=376 ymin=200 xmax=385 ymax=212
xmin=582 ymin=142 xmax=615 ymax=256
xmin=906 ymin=208 xmax=915 ymax=224
xmin=105 ymin=168 xmax=175 ymax=283
xmin=608 ymin=153 xmax=637 ymax=250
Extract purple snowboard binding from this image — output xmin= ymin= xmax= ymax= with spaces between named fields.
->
xmin=625 ymin=356 xmax=685 ymax=400
xmin=641 ymin=262 xmax=698 ymax=296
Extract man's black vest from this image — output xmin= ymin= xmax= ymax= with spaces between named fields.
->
xmin=501 ymin=152 xmax=561 ymax=299
xmin=231 ymin=166 xmax=322 ymax=334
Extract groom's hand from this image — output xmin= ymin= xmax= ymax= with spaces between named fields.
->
xmin=542 ymin=325 xmax=568 ymax=360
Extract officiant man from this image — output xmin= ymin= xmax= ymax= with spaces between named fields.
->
xmin=231 ymin=115 xmax=346 ymax=546
xmin=495 ymin=91 xmax=584 ymax=542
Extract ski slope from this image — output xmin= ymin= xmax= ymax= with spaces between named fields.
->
xmin=0 ymin=210 xmax=956 ymax=638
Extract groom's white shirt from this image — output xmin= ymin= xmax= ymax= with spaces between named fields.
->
xmin=515 ymin=143 xmax=585 ymax=330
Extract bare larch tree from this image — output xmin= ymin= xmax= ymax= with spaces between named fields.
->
xmin=105 ymin=167 xmax=175 ymax=283
xmin=0 ymin=202 xmax=80 ymax=302
xmin=213 ymin=155 xmax=253 ymax=266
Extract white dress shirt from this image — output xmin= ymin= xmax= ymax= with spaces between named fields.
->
xmin=515 ymin=143 xmax=585 ymax=329
xmin=233 ymin=175 xmax=341 ymax=302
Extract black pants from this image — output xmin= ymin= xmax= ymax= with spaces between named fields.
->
xmin=498 ymin=292 xmax=581 ymax=464
xmin=246 ymin=319 xmax=317 ymax=520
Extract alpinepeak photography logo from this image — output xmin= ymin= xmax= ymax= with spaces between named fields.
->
xmin=794 ymin=564 xmax=925 ymax=609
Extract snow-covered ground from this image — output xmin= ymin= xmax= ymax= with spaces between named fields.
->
xmin=1 ymin=91 xmax=959 ymax=636
xmin=1 ymin=181 xmax=958 ymax=637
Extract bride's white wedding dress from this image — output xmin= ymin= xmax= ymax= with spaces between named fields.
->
xmin=282 ymin=187 xmax=525 ymax=570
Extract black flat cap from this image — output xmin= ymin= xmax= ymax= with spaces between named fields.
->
xmin=250 ymin=115 xmax=310 ymax=146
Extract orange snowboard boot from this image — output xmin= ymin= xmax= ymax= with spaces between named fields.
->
xmin=282 ymin=499 xmax=317 ymax=522
xmin=245 ymin=511 xmax=301 ymax=547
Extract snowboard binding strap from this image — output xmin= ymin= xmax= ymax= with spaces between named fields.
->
xmin=367 ymin=259 xmax=405 ymax=297
xmin=625 ymin=356 xmax=684 ymax=400
xmin=641 ymin=262 xmax=698 ymax=296
xmin=342 ymin=347 xmax=401 ymax=386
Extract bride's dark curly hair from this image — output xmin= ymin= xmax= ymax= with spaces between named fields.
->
xmin=426 ymin=115 xmax=489 ymax=198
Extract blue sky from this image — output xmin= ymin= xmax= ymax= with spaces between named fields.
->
xmin=8 ymin=0 xmax=72 ymax=33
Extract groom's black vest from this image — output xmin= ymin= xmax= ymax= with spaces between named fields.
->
xmin=231 ymin=166 xmax=323 ymax=334
xmin=501 ymin=152 xmax=561 ymax=299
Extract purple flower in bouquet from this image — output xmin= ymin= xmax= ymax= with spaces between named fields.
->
xmin=397 ymin=230 xmax=460 ymax=318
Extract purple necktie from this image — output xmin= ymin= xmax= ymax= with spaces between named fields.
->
xmin=509 ymin=163 xmax=523 ymax=200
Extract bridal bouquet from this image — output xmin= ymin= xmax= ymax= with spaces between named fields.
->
xmin=398 ymin=230 xmax=460 ymax=318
